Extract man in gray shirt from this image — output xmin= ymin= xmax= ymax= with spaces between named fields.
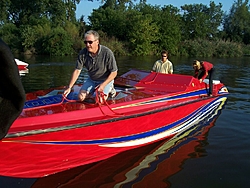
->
xmin=64 ymin=30 xmax=118 ymax=102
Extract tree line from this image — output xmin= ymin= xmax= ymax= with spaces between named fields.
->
xmin=1 ymin=0 xmax=250 ymax=57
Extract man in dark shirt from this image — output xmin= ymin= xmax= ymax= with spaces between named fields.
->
xmin=193 ymin=60 xmax=214 ymax=96
xmin=64 ymin=30 xmax=118 ymax=102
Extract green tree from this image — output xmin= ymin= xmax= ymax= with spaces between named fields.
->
xmin=0 ymin=23 xmax=19 ymax=51
xmin=0 ymin=0 xmax=85 ymax=55
xmin=43 ymin=26 xmax=74 ymax=56
xmin=7 ymin=0 xmax=49 ymax=27
xmin=223 ymin=0 xmax=250 ymax=44
xmin=4 ymin=0 xmax=80 ymax=27
xmin=89 ymin=7 xmax=127 ymax=40
xmin=134 ymin=3 xmax=182 ymax=55
xmin=157 ymin=5 xmax=182 ymax=55
xmin=0 ymin=0 xmax=11 ymax=24
xmin=126 ymin=9 xmax=159 ymax=55
xmin=181 ymin=1 xmax=223 ymax=40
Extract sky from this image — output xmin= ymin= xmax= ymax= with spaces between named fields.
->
xmin=76 ymin=0 xmax=236 ymax=22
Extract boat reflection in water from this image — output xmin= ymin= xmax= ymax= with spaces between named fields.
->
xmin=31 ymin=99 xmax=226 ymax=188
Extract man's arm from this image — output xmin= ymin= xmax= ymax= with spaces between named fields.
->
xmin=200 ymin=62 xmax=212 ymax=81
xmin=200 ymin=71 xmax=208 ymax=82
xmin=63 ymin=69 xmax=81 ymax=97
xmin=194 ymin=70 xmax=199 ymax=78
xmin=169 ymin=61 xmax=173 ymax=74
xmin=152 ymin=61 xmax=157 ymax=72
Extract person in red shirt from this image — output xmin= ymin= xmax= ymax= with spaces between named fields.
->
xmin=193 ymin=60 xmax=214 ymax=96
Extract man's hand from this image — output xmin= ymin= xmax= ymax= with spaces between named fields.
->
xmin=63 ymin=87 xmax=71 ymax=97
xmin=97 ymin=83 xmax=105 ymax=93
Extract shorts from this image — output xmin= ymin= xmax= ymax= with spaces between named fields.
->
xmin=80 ymin=77 xmax=114 ymax=96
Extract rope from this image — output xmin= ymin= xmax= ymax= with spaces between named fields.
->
xmin=95 ymin=90 xmax=124 ymax=117
xmin=62 ymin=94 xmax=77 ymax=103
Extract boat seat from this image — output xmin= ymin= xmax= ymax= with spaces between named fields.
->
xmin=135 ymin=73 xmax=195 ymax=92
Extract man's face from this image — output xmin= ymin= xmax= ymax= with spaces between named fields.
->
xmin=161 ymin=54 xmax=167 ymax=61
xmin=84 ymin=34 xmax=99 ymax=53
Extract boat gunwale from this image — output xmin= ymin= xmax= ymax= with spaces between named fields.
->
xmin=4 ymin=95 xmax=224 ymax=139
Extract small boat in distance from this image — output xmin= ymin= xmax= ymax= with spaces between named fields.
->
xmin=15 ymin=58 xmax=28 ymax=70
xmin=18 ymin=68 xmax=29 ymax=76
xmin=0 ymin=69 xmax=229 ymax=178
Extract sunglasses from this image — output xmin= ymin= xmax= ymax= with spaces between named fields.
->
xmin=162 ymin=55 xmax=167 ymax=57
xmin=84 ymin=40 xmax=96 ymax=44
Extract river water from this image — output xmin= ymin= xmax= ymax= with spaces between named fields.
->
xmin=1 ymin=55 xmax=250 ymax=188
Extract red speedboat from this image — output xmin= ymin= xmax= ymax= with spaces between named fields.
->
xmin=15 ymin=58 xmax=28 ymax=70
xmin=0 ymin=69 xmax=228 ymax=178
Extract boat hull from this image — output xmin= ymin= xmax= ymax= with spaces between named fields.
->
xmin=32 ymin=106 xmax=221 ymax=188
xmin=0 ymin=96 xmax=227 ymax=178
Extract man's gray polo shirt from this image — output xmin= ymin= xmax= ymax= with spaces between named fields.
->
xmin=76 ymin=45 xmax=118 ymax=81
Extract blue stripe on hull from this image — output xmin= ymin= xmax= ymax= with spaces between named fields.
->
xmin=15 ymin=97 xmax=227 ymax=146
